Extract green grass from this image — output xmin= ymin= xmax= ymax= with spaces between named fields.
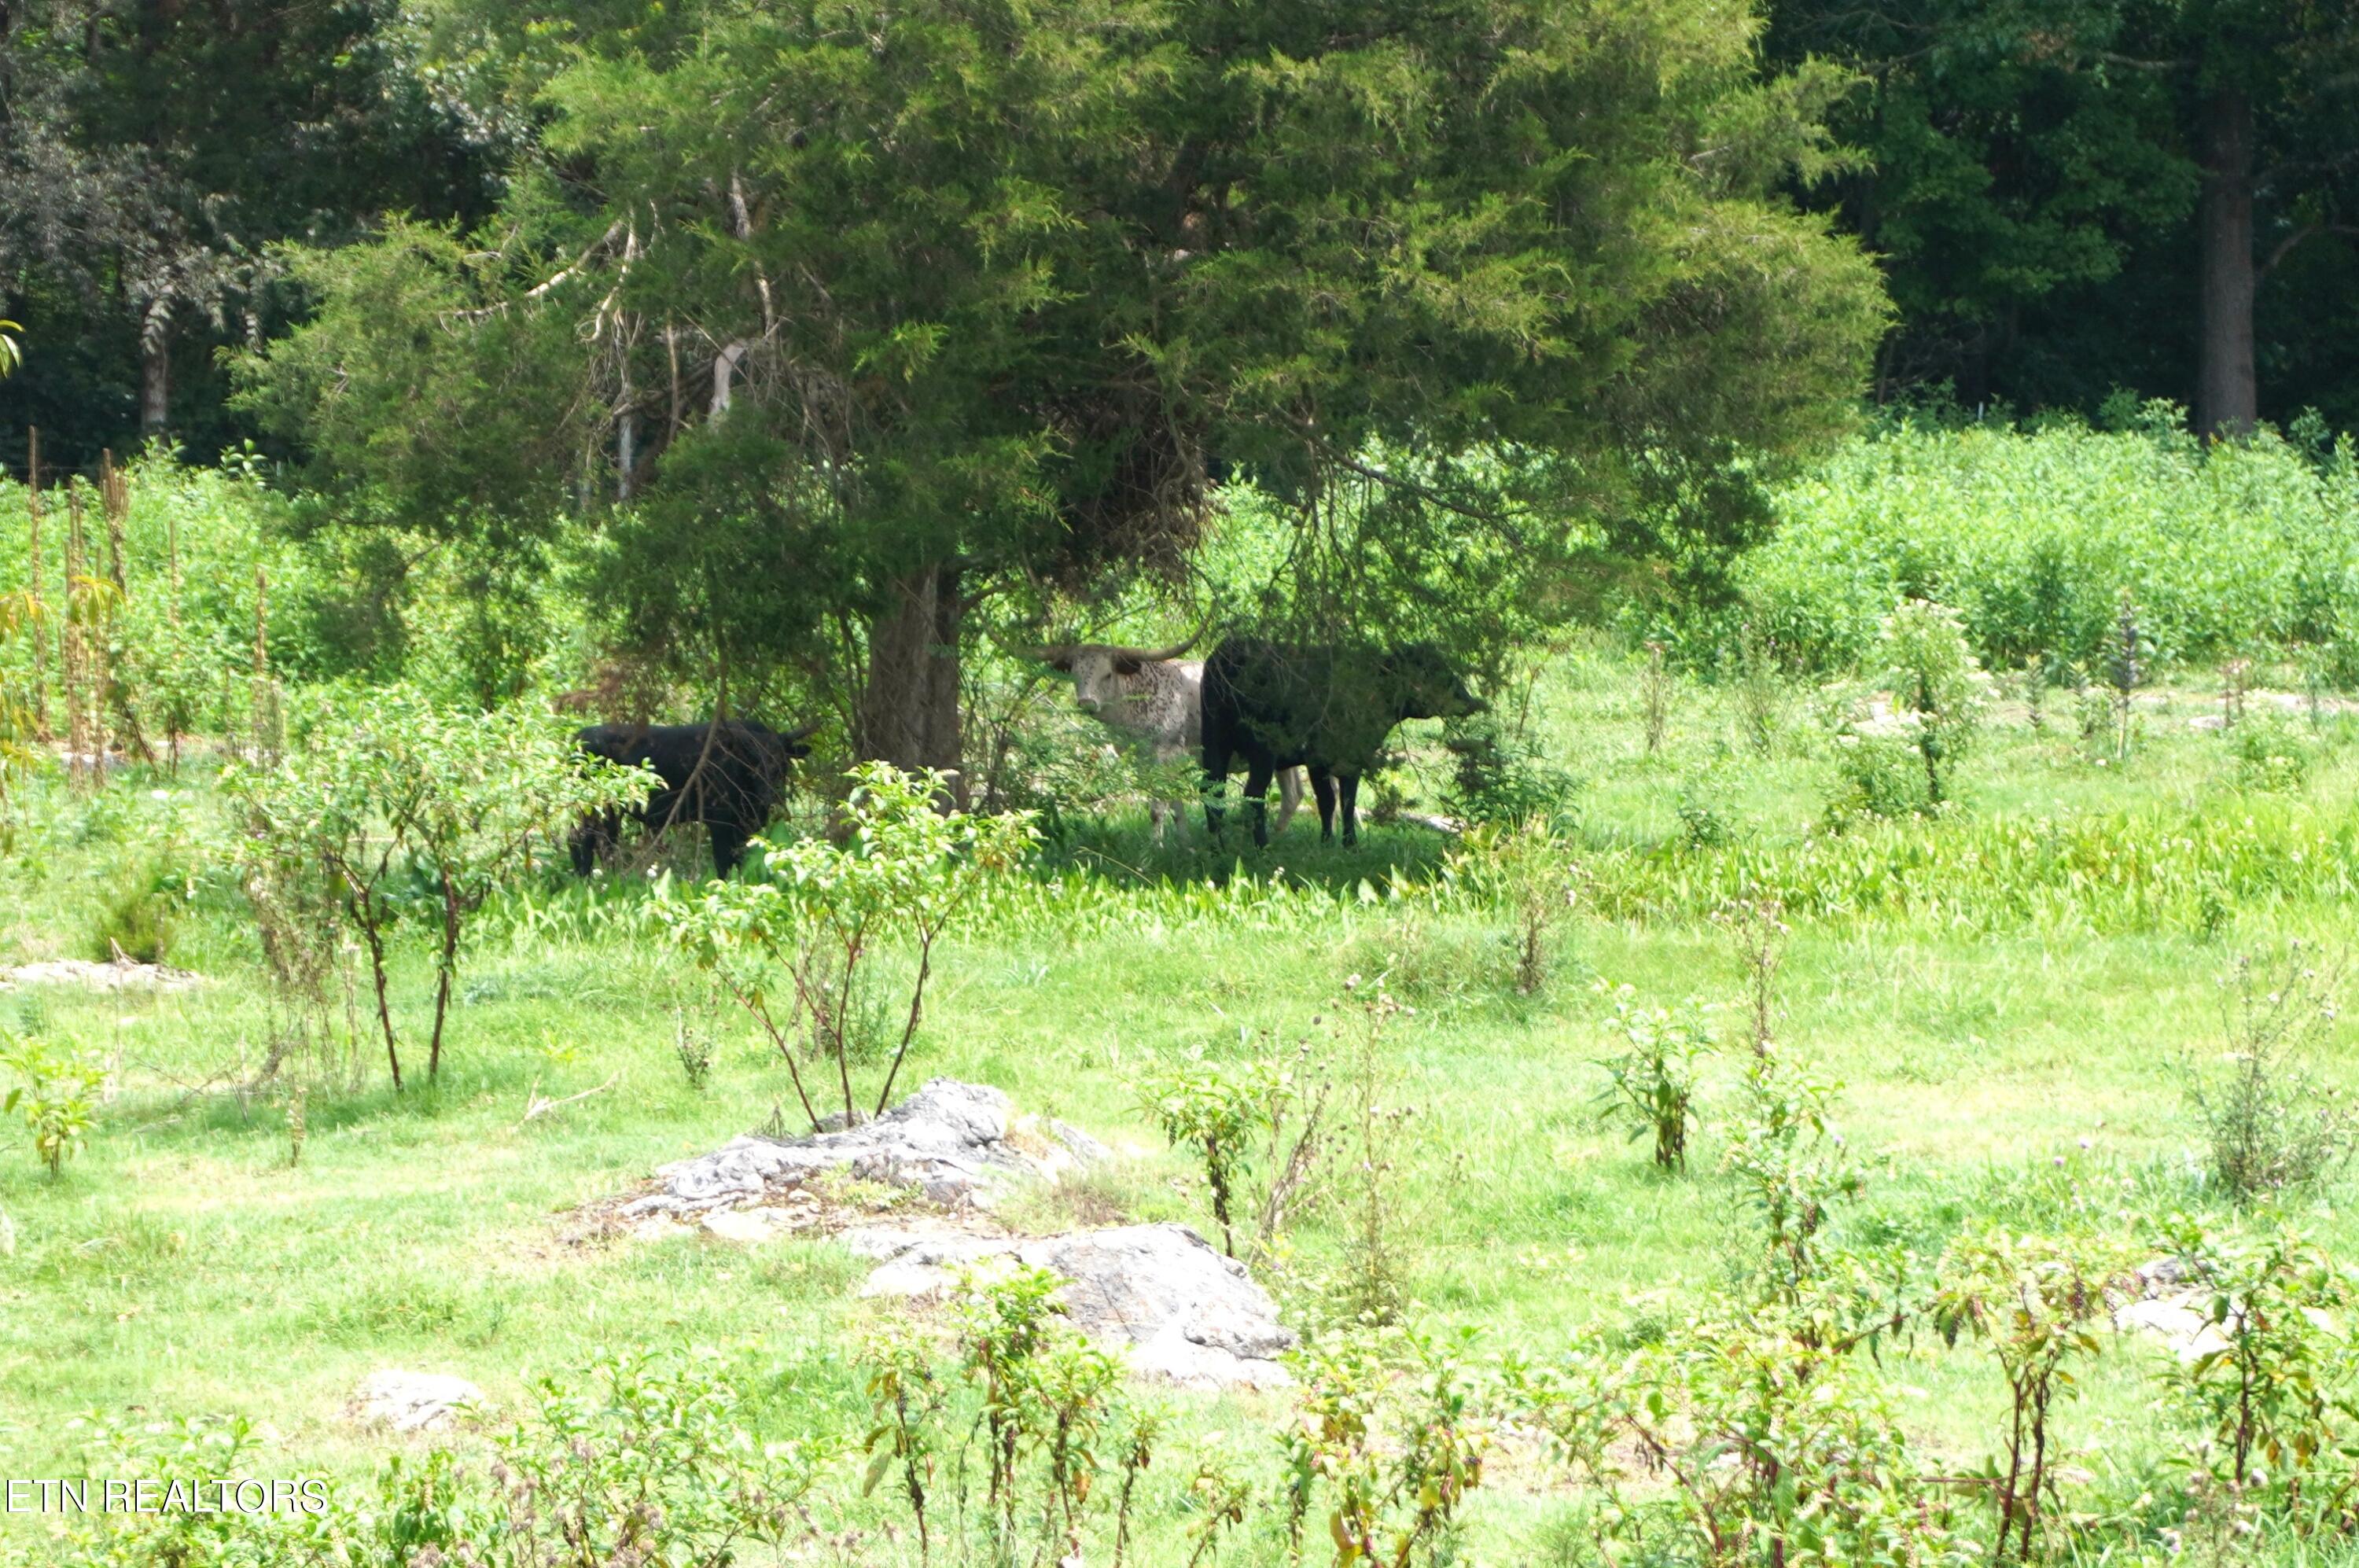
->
xmin=7 ymin=650 xmax=2359 ymax=1562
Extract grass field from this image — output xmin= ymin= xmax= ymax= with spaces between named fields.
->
xmin=6 ymin=643 xmax=2359 ymax=1562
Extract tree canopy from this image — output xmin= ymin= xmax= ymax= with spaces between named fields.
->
xmin=237 ymin=0 xmax=1887 ymax=765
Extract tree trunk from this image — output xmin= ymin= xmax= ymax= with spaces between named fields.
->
xmin=856 ymin=563 xmax=965 ymax=800
xmin=139 ymin=316 xmax=171 ymax=438
xmin=2197 ymin=87 xmax=2258 ymax=439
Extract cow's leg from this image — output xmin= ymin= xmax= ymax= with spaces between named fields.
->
xmin=708 ymin=821 xmax=749 ymax=878
xmin=1243 ymin=758 xmax=1275 ymax=848
xmin=1149 ymin=797 xmax=1170 ymax=846
xmin=1274 ymin=767 xmax=1304 ymax=838
xmin=569 ymin=812 xmax=615 ymax=876
xmin=1202 ymin=745 xmax=1231 ymax=841
xmin=1339 ymin=772 xmax=1362 ymax=846
xmin=1310 ymin=768 xmax=1338 ymax=842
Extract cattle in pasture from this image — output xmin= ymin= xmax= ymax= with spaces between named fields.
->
xmin=1200 ymin=639 xmax=1483 ymax=846
xmin=569 ymin=718 xmax=814 ymax=877
xmin=1032 ymin=638 xmax=1301 ymax=842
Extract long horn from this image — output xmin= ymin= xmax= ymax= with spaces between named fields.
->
xmin=1109 ymin=611 xmax=1213 ymax=664
xmin=984 ymin=623 xmax=1073 ymax=664
xmin=780 ymin=719 xmax=823 ymax=743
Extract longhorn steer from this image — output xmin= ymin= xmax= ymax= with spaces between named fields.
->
xmin=569 ymin=718 xmax=813 ymax=877
xmin=1200 ymin=639 xmax=1482 ymax=847
xmin=1035 ymin=639 xmax=1301 ymax=843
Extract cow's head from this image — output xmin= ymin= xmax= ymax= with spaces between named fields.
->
xmin=1386 ymin=644 xmax=1485 ymax=720
xmin=746 ymin=720 xmax=819 ymax=780
xmin=1032 ymin=635 xmax=1197 ymax=715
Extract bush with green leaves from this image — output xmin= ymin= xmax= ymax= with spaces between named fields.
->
xmin=229 ymin=687 xmax=652 ymax=1087
xmin=2182 ymin=948 xmax=2357 ymax=1205
xmin=2152 ymin=1217 xmax=2355 ymax=1516
xmin=0 ymin=1030 xmax=104 ymax=1177
xmin=1447 ymin=814 xmax=1581 ymax=995
xmin=1277 ymin=1323 xmax=1496 ymax=1568
xmin=1592 ymin=981 xmax=1715 ymax=1171
xmin=1931 ymin=1229 xmax=2136 ymax=1565
xmin=857 ymin=1269 xmax=1170 ymax=1565
xmin=2228 ymin=712 xmax=2312 ymax=793
xmin=1881 ymin=598 xmax=1989 ymax=805
xmin=1721 ymin=1040 xmax=1865 ymax=1301
xmin=1141 ymin=1043 xmax=1326 ymax=1263
xmin=27 ymin=1351 xmax=820 ymax=1568
xmin=1726 ymin=417 xmax=2359 ymax=680
xmin=661 ymin=764 xmax=1037 ymax=1131
xmin=1514 ymin=1299 xmax=1971 ymax=1568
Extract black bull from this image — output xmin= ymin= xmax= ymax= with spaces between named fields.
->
xmin=1200 ymin=638 xmax=1483 ymax=846
xmin=570 ymin=720 xmax=812 ymax=876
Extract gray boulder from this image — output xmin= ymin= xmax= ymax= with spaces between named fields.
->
xmin=622 ymin=1078 xmax=1035 ymax=1219
xmin=854 ymin=1221 xmax=1295 ymax=1389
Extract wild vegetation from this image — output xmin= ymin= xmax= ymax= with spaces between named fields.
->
xmin=3 ymin=2 xmax=2357 ymax=1564
xmin=4 ymin=419 xmax=2359 ymax=1566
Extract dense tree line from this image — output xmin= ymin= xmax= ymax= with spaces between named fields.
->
xmin=2 ymin=0 xmax=2353 ymax=764
xmin=1765 ymin=0 xmax=2359 ymax=432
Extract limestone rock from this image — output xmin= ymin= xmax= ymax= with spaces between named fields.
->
xmin=348 ymin=1370 xmax=484 ymax=1433
xmin=0 ymin=956 xmax=202 ymax=992
xmin=852 ymin=1221 xmax=1295 ymax=1390
xmin=622 ymin=1078 xmax=1038 ymax=1220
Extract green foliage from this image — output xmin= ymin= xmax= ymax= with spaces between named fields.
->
xmin=1882 ymin=598 xmax=1990 ymax=805
xmin=1518 ymin=1300 xmax=1969 ymax=1568
xmin=1931 ymin=1229 xmax=2136 ymax=1565
xmin=2229 ymin=713 xmax=2313 ymax=793
xmin=1142 ymin=1051 xmax=1279 ymax=1259
xmin=951 ymin=1264 xmax=1128 ymax=1551
xmin=1279 ymin=1323 xmax=1494 ymax=1568
xmin=31 ymin=1352 xmax=816 ymax=1567
xmin=2155 ymin=1218 xmax=2357 ymax=1508
xmin=1729 ymin=421 xmax=2359 ymax=679
xmin=1723 ymin=1041 xmax=1865 ymax=1301
xmin=1593 ymin=983 xmax=1716 ymax=1172
xmin=1585 ymin=799 xmax=2359 ymax=937
xmin=1447 ymin=815 xmax=1581 ymax=995
xmin=229 ymin=687 xmax=651 ymax=1087
xmin=0 ymin=1029 xmax=103 ymax=1178
xmin=86 ymin=852 xmax=187 ymax=964
xmin=2181 ymin=949 xmax=2357 ymax=1205
xmin=0 ymin=318 xmax=17 ymax=377
xmin=660 ymin=764 xmax=1037 ymax=1130
xmin=246 ymin=0 xmax=1885 ymax=731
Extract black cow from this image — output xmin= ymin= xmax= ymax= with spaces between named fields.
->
xmin=570 ymin=719 xmax=814 ymax=876
xmin=1201 ymin=638 xmax=1483 ymax=846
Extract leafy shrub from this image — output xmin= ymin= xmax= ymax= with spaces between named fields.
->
xmin=662 ymin=764 xmax=1037 ymax=1131
xmin=1140 ymin=1047 xmax=1323 ymax=1261
xmin=1732 ymin=419 xmax=2359 ymax=679
xmin=1932 ymin=1230 xmax=2136 ymax=1565
xmin=1279 ymin=1323 xmax=1496 ymax=1568
xmin=1 ymin=1031 xmax=104 ymax=1177
xmin=86 ymin=853 xmax=186 ymax=963
xmin=1722 ymin=1041 xmax=1864 ymax=1300
xmin=1882 ymin=598 xmax=1989 ymax=804
xmin=2182 ymin=948 xmax=2357 ymax=1204
xmin=1441 ymin=712 xmax=1578 ymax=828
xmin=230 ymin=688 xmax=652 ymax=1087
xmin=1824 ymin=726 xmax=1931 ymax=823
xmin=1516 ymin=1300 xmax=1969 ymax=1568
xmin=2153 ymin=1217 xmax=2353 ymax=1511
xmin=1592 ymin=982 xmax=1715 ymax=1171
xmin=2229 ymin=712 xmax=2312 ymax=792
xmin=33 ymin=1351 xmax=819 ymax=1567
xmin=1447 ymin=814 xmax=1581 ymax=993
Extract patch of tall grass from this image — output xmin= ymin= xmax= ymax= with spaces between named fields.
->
xmin=1701 ymin=415 xmax=2359 ymax=679
xmin=1585 ymin=799 xmax=2359 ymax=934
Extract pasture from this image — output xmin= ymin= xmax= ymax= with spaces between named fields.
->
xmin=7 ymin=548 xmax=2359 ymax=1562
